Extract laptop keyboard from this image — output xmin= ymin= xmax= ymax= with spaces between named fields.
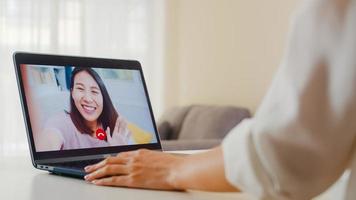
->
xmin=51 ymin=158 xmax=104 ymax=170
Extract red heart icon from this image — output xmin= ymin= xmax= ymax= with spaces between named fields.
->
xmin=95 ymin=128 xmax=107 ymax=140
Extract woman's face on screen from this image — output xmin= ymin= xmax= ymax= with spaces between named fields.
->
xmin=72 ymin=71 xmax=104 ymax=123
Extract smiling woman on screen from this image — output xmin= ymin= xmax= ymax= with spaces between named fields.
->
xmin=37 ymin=67 xmax=152 ymax=151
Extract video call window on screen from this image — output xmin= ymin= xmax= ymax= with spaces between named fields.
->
xmin=21 ymin=64 xmax=157 ymax=152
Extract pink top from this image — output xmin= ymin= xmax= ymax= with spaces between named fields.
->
xmin=43 ymin=112 xmax=109 ymax=150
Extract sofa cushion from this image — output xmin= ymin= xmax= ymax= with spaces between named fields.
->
xmin=178 ymin=105 xmax=250 ymax=140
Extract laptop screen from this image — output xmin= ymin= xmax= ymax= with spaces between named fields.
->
xmin=20 ymin=64 xmax=159 ymax=154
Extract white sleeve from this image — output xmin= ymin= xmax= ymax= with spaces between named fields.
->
xmin=222 ymin=0 xmax=356 ymax=199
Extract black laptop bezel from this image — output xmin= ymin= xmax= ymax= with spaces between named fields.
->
xmin=13 ymin=52 xmax=162 ymax=163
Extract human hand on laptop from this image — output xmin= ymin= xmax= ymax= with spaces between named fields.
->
xmin=106 ymin=115 xmax=131 ymax=146
xmin=84 ymin=149 xmax=184 ymax=190
xmin=84 ymin=147 xmax=238 ymax=192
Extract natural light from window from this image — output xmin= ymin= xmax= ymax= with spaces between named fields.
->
xmin=0 ymin=0 xmax=165 ymax=157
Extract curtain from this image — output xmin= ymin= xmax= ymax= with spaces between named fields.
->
xmin=0 ymin=0 xmax=165 ymax=156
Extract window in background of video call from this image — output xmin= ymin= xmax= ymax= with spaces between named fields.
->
xmin=21 ymin=64 xmax=158 ymax=152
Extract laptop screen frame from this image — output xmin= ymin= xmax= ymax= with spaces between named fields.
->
xmin=13 ymin=52 xmax=162 ymax=162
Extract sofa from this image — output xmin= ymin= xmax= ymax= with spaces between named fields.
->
xmin=157 ymin=105 xmax=251 ymax=151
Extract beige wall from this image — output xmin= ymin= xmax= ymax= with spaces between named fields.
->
xmin=163 ymin=0 xmax=299 ymax=114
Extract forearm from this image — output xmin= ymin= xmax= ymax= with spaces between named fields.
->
xmin=170 ymin=146 xmax=239 ymax=192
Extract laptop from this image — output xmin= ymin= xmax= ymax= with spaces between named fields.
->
xmin=13 ymin=52 xmax=162 ymax=178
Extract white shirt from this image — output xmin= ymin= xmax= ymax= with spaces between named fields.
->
xmin=222 ymin=0 xmax=356 ymax=199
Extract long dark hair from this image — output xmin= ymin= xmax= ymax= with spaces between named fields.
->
xmin=68 ymin=67 xmax=118 ymax=136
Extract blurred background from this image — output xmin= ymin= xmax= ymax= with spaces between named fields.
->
xmin=0 ymin=0 xmax=298 ymax=156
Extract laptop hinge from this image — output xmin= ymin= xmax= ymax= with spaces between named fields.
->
xmin=35 ymin=153 xmax=115 ymax=165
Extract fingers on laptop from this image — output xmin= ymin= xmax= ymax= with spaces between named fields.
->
xmin=85 ymin=156 xmax=128 ymax=173
xmin=84 ymin=150 xmax=149 ymax=184
xmin=84 ymin=165 xmax=128 ymax=182
xmin=91 ymin=176 xmax=129 ymax=187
